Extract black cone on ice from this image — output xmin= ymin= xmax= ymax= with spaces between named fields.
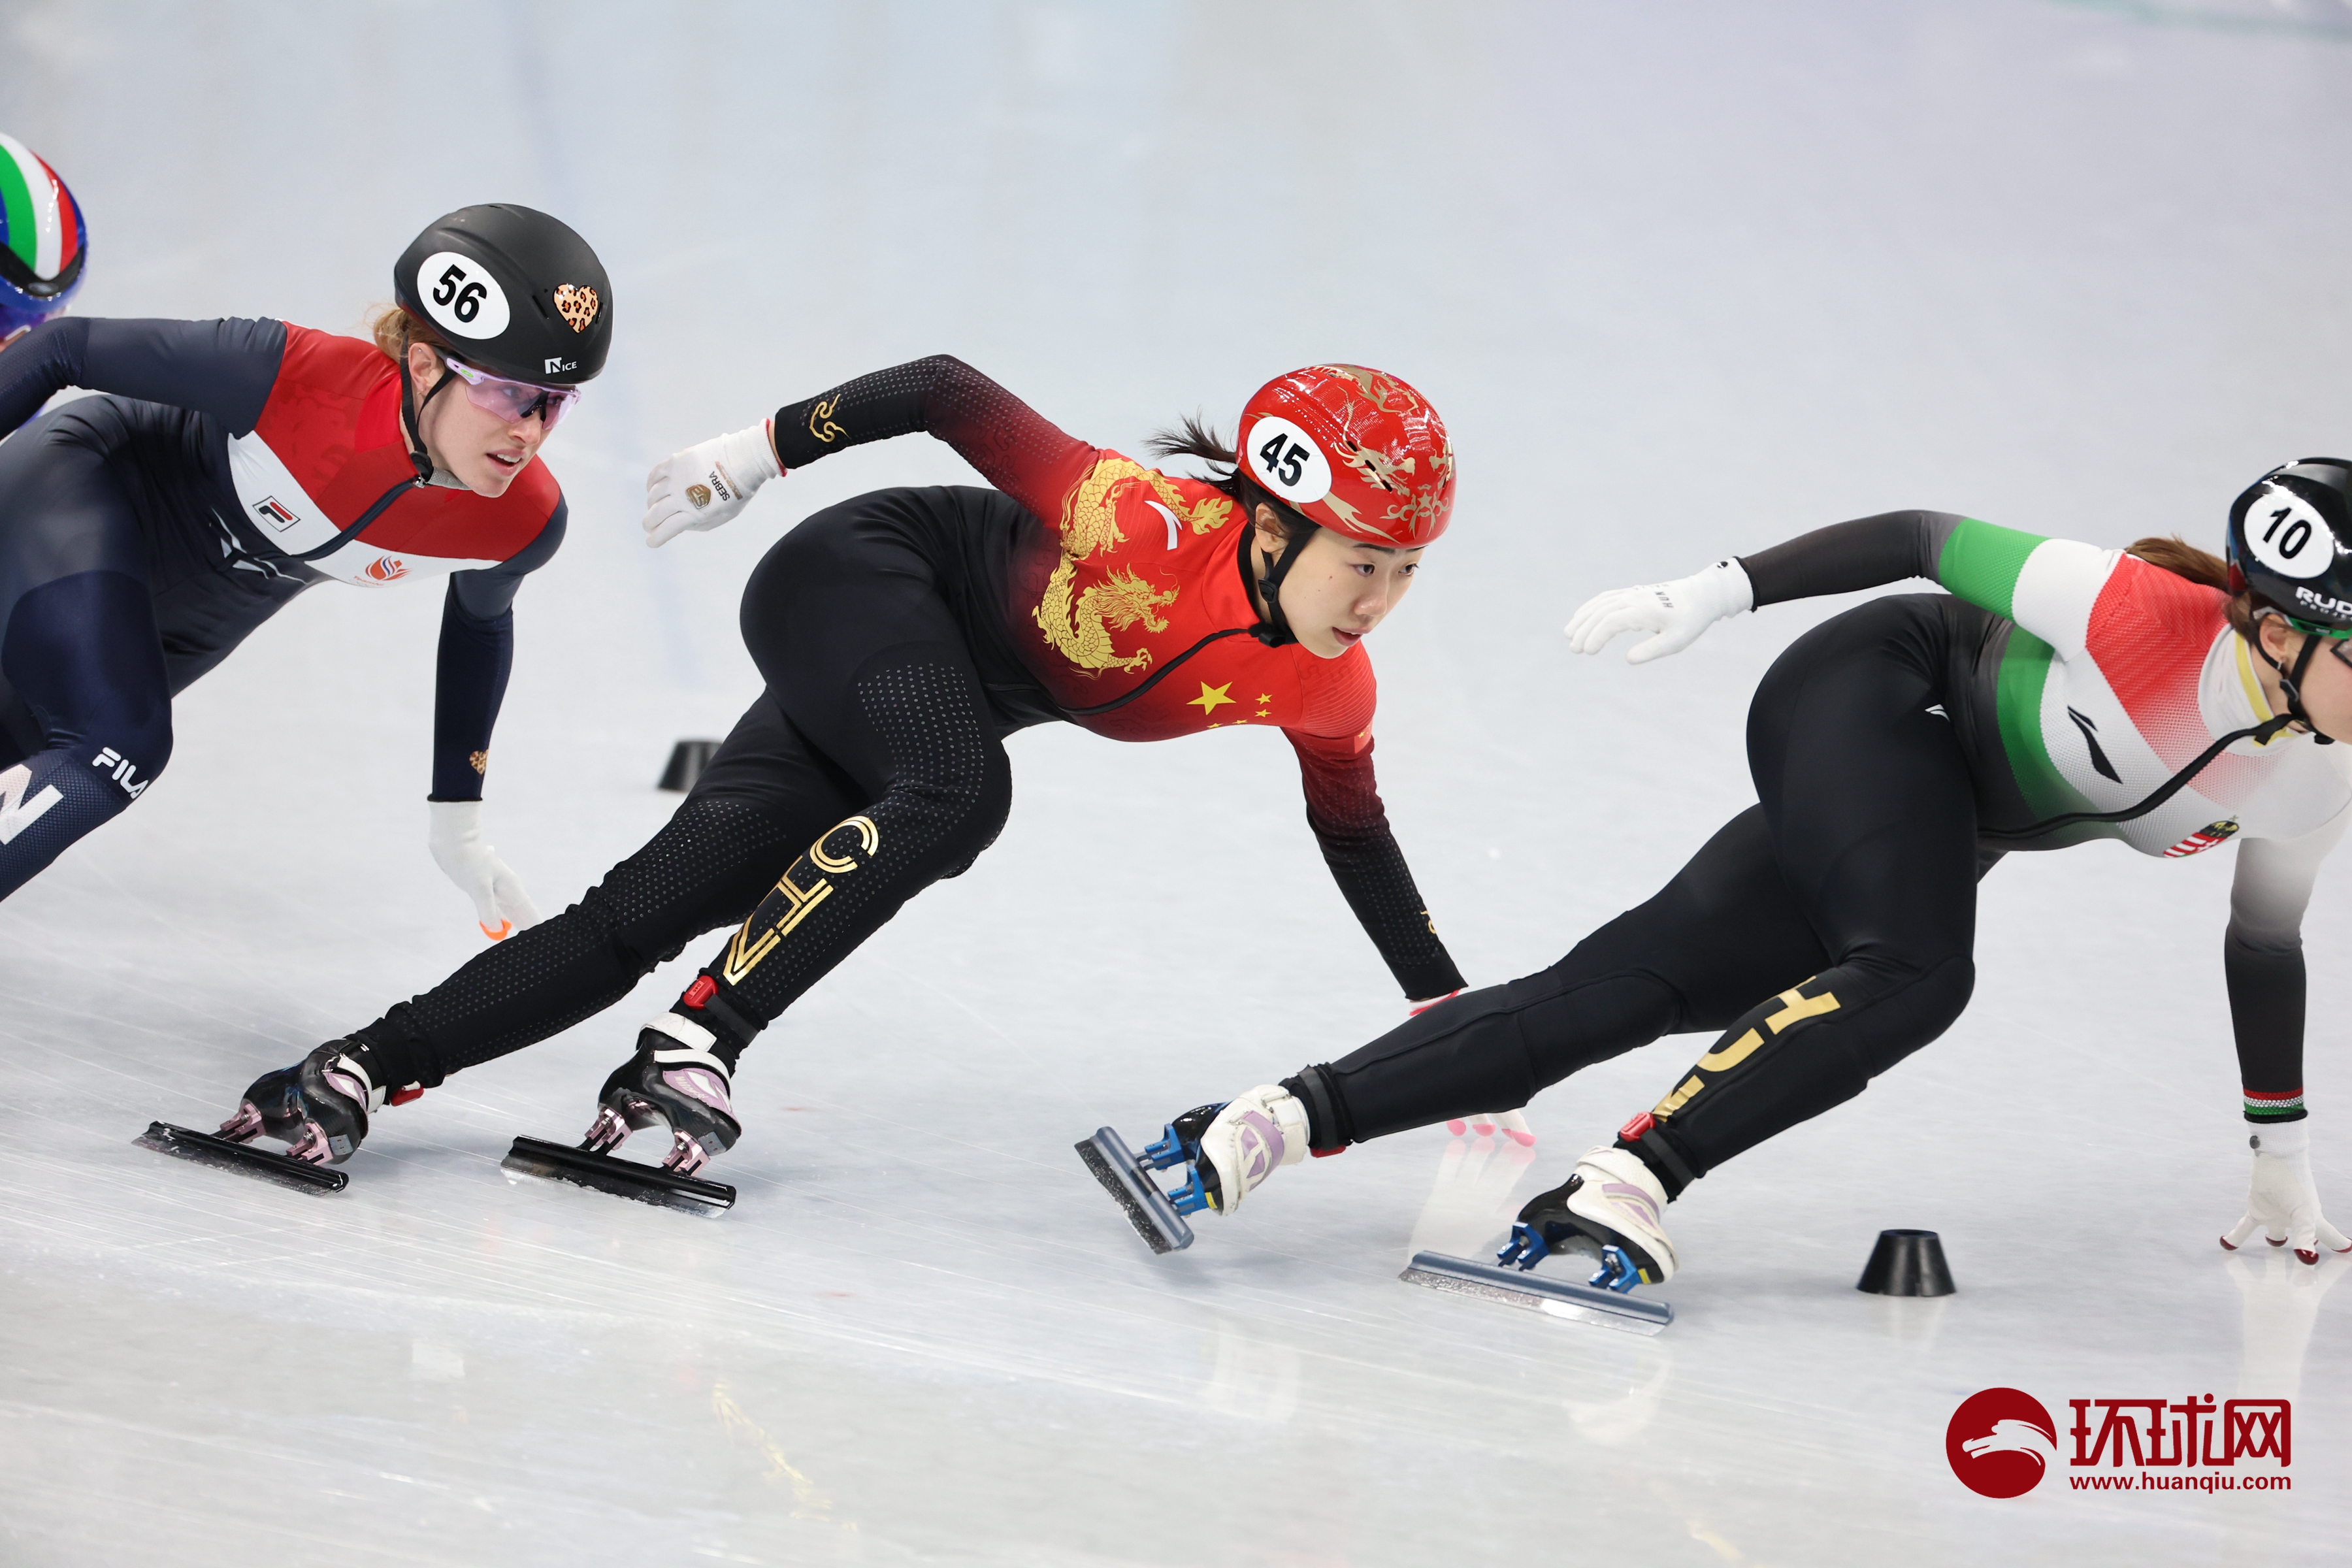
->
xmin=1856 ymin=1229 xmax=1955 ymax=1297
xmin=659 ymin=739 xmax=720 ymax=792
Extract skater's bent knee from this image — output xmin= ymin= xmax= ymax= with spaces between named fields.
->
xmin=1842 ymin=953 xmax=1974 ymax=1078
xmin=82 ymin=715 xmax=172 ymax=801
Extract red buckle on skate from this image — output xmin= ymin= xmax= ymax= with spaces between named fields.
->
xmin=682 ymin=975 xmax=716 ymax=1010
xmin=1618 ymin=1111 xmax=1655 ymax=1143
xmin=389 ymin=1084 xmax=425 ymax=1106
xmin=1310 ymin=1144 xmax=1347 ymax=1158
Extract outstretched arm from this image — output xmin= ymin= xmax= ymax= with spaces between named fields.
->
xmin=0 ymin=316 xmax=287 ymax=441
xmin=1286 ymin=730 xmax=1466 ymax=1001
xmin=769 ymin=355 xmax=1096 ymax=521
xmin=2224 ymin=813 xmax=2344 ymax=1128
xmin=1567 ymin=509 xmax=1982 ymax=662
xmin=643 ymin=355 xmax=1097 ymax=546
xmin=423 ymin=504 xmax=564 ymax=940
xmin=1734 ymin=510 xmax=1966 ymax=604
xmin=2221 ymin=813 xmax=2352 ymax=1262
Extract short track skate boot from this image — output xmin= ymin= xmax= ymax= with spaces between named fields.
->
xmin=581 ymin=1014 xmax=740 ymax=1177
xmin=218 ymin=1042 xmax=388 ymax=1166
xmin=1194 ymin=1085 xmax=1310 ymax=1215
xmin=1495 ymin=1146 xmax=1678 ymax=1292
xmin=1076 ymin=1086 xmax=1309 ymax=1253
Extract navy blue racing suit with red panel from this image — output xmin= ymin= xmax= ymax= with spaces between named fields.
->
xmin=0 ymin=315 xmax=563 ymax=898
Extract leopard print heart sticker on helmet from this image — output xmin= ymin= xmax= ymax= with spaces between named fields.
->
xmin=553 ymin=284 xmax=599 ymax=333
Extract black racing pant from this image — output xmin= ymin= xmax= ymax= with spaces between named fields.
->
xmin=1311 ymin=596 xmax=1989 ymax=1186
xmin=0 ymin=415 xmax=179 ymax=900
xmin=356 ymin=488 xmax=1038 ymax=1087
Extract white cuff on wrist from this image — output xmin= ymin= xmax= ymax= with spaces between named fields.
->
xmin=2252 ymin=1120 xmax=2310 ymax=1158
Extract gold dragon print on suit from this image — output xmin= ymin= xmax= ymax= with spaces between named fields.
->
xmin=1034 ymin=564 xmax=1179 ymax=675
xmin=1033 ymin=457 xmax=1231 ymax=676
xmin=720 ymin=815 xmax=880 ymax=985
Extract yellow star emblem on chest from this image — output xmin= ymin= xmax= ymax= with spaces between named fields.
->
xmin=1188 ymin=681 xmax=1236 ymax=716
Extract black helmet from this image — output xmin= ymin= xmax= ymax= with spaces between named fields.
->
xmin=393 ymin=204 xmax=610 ymax=385
xmin=2228 ymin=458 xmax=2352 ymax=631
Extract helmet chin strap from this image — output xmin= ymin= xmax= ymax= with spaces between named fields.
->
xmin=2259 ymin=621 xmax=2338 ymax=745
xmin=1246 ymin=517 xmax=1313 ymax=649
xmin=398 ymin=352 xmax=457 ymax=486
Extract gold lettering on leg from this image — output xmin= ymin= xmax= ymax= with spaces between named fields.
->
xmin=1654 ymin=1075 xmax=1706 ymax=1117
xmin=716 ymin=816 xmax=883 ymax=986
xmin=1765 ymin=983 xmax=1841 ymax=1033
xmin=808 ymin=815 xmax=879 ymax=874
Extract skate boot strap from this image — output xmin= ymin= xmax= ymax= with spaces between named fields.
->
xmin=677 ymin=973 xmax=762 ymax=1047
xmin=321 ymin=1049 xmax=387 ymax=1115
xmin=640 ymin=1013 xmax=732 ymax=1078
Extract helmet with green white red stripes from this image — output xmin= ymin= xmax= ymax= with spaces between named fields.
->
xmin=2229 ymin=458 xmax=2352 ymax=632
xmin=0 ymin=132 xmax=87 ymax=343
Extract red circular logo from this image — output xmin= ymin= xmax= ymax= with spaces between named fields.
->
xmin=1946 ymin=1388 xmax=2058 ymax=1497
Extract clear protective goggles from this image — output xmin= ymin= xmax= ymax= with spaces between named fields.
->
xmin=442 ymin=353 xmax=583 ymax=431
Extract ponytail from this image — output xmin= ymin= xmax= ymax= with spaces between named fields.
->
xmin=1145 ymin=412 xmax=1315 ymax=546
xmin=365 ymin=302 xmax=449 ymax=365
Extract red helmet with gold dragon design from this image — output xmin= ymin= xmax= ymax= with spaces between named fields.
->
xmin=1234 ymin=364 xmax=1455 ymax=547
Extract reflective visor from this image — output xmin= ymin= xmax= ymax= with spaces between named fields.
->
xmin=442 ymin=355 xmax=582 ymax=431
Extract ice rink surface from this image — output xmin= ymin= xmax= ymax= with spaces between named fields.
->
xmin=3 ymin=1 xmax=2349 ymax=1562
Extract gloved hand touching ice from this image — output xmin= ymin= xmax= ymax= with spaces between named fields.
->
xmin=2221 ymin=1120 xmax=2352 ymax=1266
xmin=428 ymin=800 xmax=541 ymax=940
xmin=1405 ymin=991 xmax=1537 ymax=1145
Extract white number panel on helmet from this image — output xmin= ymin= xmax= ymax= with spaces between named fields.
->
xmin=415 ymin=251 xmax=512 ymax=341
xmin=2247 ymin=487 xmax=2334 ymax=580
xmin=1245 ymin=415 xmax=1333 ymax=506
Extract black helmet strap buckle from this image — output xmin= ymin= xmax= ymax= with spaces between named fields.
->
xmin=397 ymin=348 xmax=458 ymax=487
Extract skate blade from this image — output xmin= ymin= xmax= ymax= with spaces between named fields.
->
xmin=1399 ymin=1250 xmax=1672 ymax=1336
xmin=133 ymin=1121 xmax=349 ymax=1195
xmin=500 ymin=1135 xmax=735 ymax=1215
xmin=1076 ymin=1128 xmax=1194 ymax=1254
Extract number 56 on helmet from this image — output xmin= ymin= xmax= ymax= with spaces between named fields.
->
xmin=393 ymin=204 xmax=613 ymax=386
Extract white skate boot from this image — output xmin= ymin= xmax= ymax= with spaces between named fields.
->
xmin=1194 ymin=1085 xmax=1310 ymax=1215
xmin=1497 ymin=1145 xmax=1678 ymax=1292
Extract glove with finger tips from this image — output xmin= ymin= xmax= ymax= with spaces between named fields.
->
xmin=1565 ymin=558 xmax=1754 ymax=664
xmin=2221 ymin=1119 xmax=2352 ymax=1266
xmin=1444 ymin=1108 xmax=1536 ymax=1147
xmin=427 ymin=799 xmax=542 ymax=940
xmin=644 ymin=421 xmax=784 ymax=547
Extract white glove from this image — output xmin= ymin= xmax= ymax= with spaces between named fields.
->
xmin=643 ymin=421 xmax=784 ymax=547
xmin=427 ymin=800 xmax=542 ymax=940
xmin=2221 ymin=1120 xmax=2352 ymax=1266
xmin=1564 ymin=558 xmax=1754 ymax=664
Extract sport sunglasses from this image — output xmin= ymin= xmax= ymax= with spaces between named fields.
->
xmin=442 ymin=354 xmax=583 ymax=431
xmin=2277 ymin=613 xmax=2352 ymax=673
